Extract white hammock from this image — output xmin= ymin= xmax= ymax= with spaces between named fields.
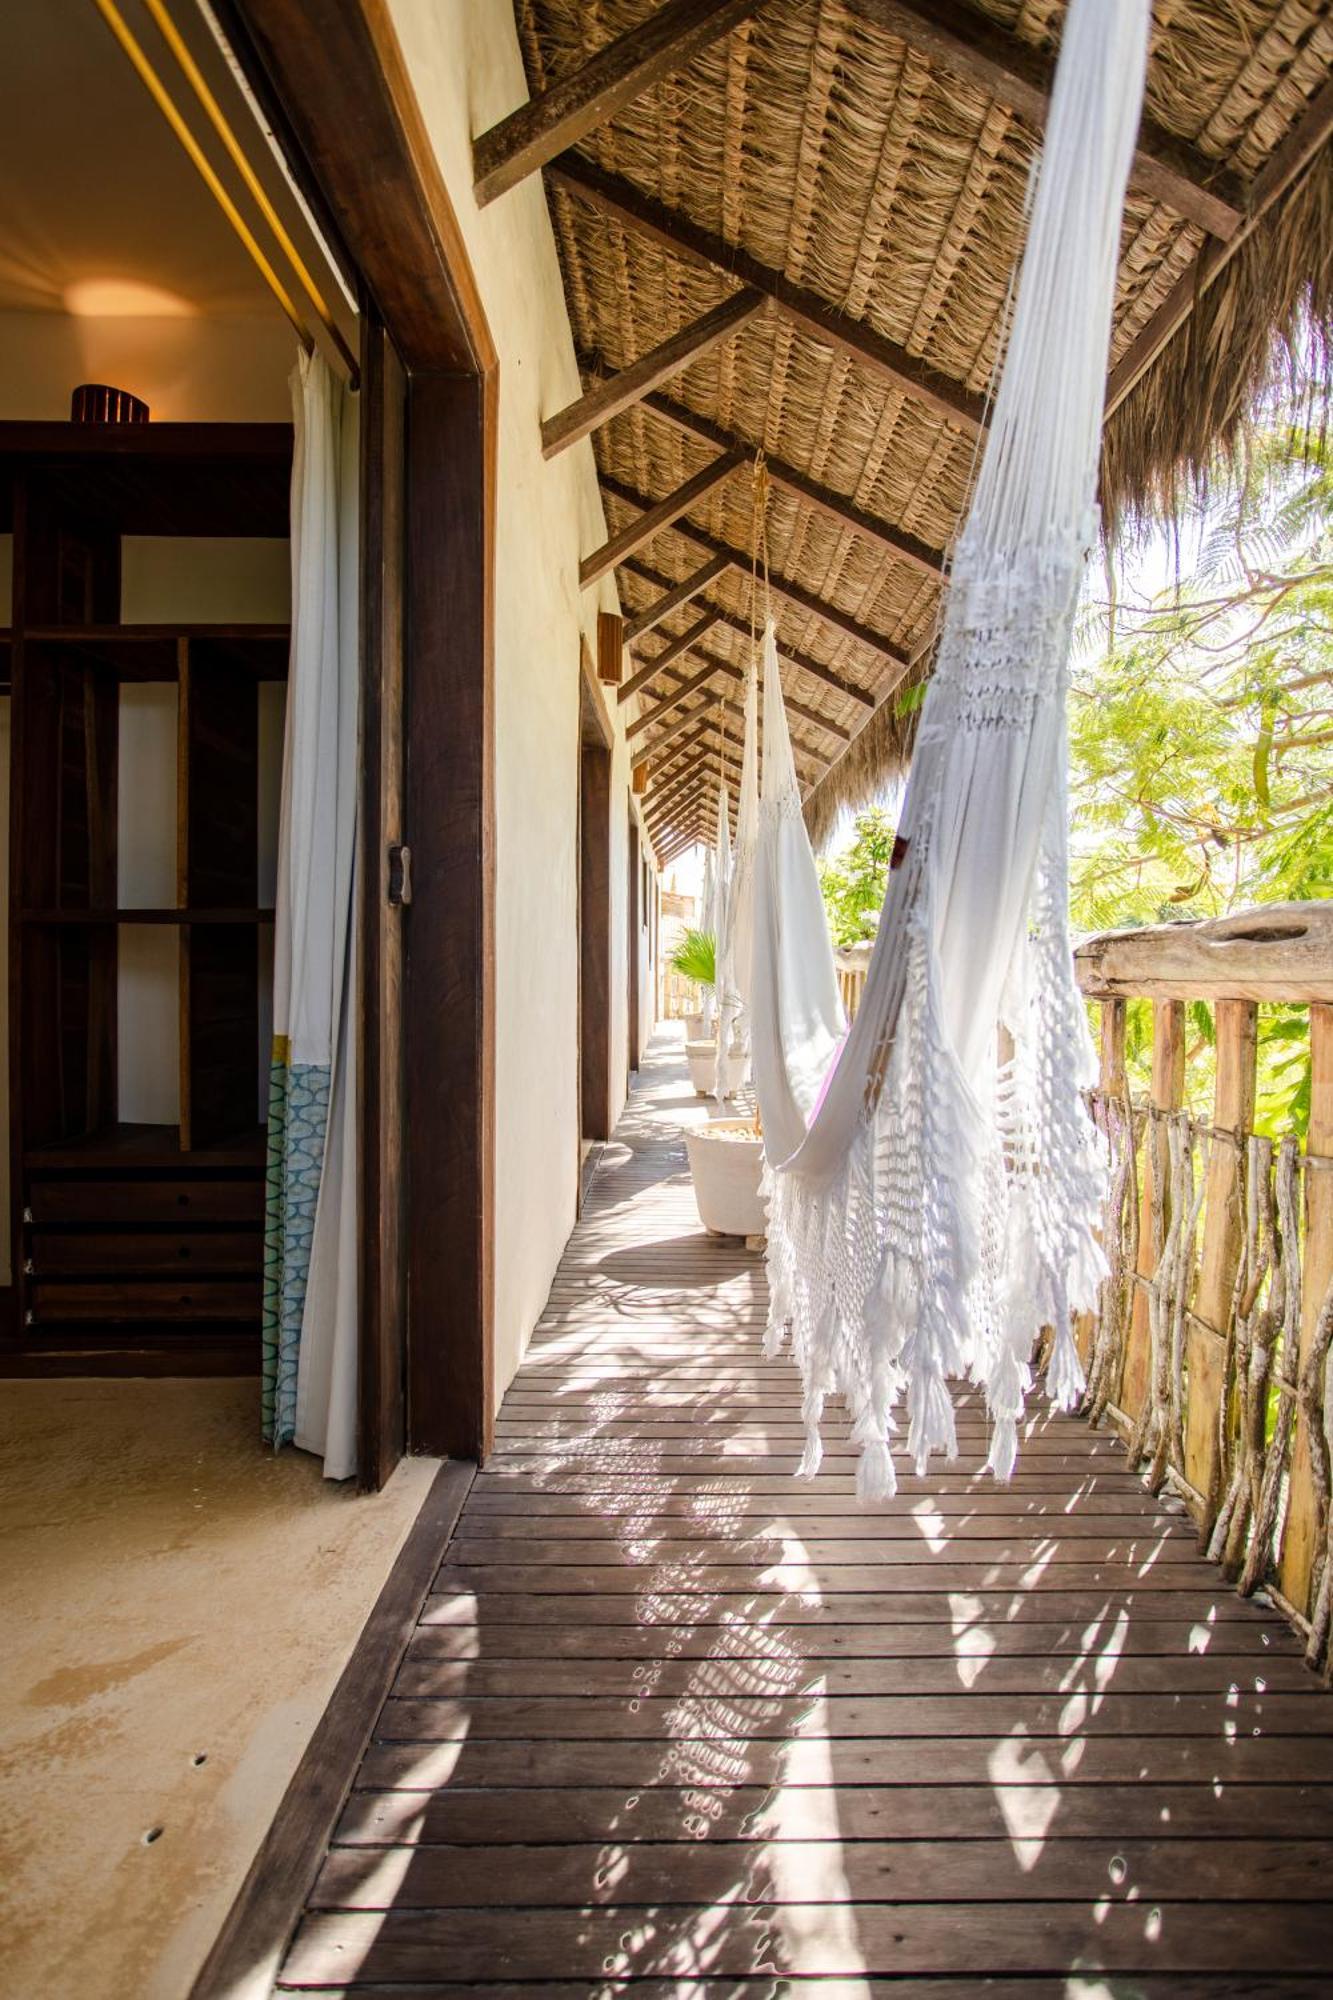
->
xmin=716 ymin=659 xmax=759 ymax=1102
xmin=763 ymin=0 xmax=1148 ymax=1499
xmin=750 ymin=618 xmax=845 ymax=1161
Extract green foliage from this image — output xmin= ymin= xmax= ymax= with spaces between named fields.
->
xmin=1071 ymin=412 xmax=1333 ymax=1137
xmin=818 ymin=806 xmax=897 ymax=947
xmin=670 ymin=927 xmax=716 ymax=989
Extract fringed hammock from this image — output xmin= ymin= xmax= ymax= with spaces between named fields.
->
xmin=757 ymin=0 xmax=1150 ymax=1499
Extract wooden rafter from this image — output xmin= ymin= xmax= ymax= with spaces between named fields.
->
xmin=623 ymin=553 xmax=731 ymax=643
xmin=639 ymin=386 xmax=946 ymax=578
xmin=580 ymin=450 xmax=744 ymax=585
xmin=689 ymin=641 xmax=852 ymax=742
xmin=544 ymin=292 xmax=765 ymax=457
xmin=637 ymin=702 xmax=719 ymax=763
xmin=473 ymin=0 xmax=764 ymax=205
xmin=627 ymin=658 xmax=727 ymax=743
xmin=603 ymin=475 xmax=896 ymax=691
xmin=844 ymin=0 xmax=1243 ymax=242
xmin=622 ymin=554 xmax=877 ymax=713
xmin=549 ymin=155 xmax=987 ymax=431
xmin=1106 ymin=72 xmax=1333 ymax=418
xmin=619 ymin=610 xmax=720 ymax=703
xmin=638 ymin=630 xmax=849 ymax=749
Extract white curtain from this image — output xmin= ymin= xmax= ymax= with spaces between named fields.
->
xmin=262 ymin=348 xmax=360 ymax=1481
xmin=749 ymin=618 xmax=845 ymax=1160
xmin=763 ymin=0 xmax=1148 ymax=1497
xmin=716 ymin=656 xmax=759 ymax=1101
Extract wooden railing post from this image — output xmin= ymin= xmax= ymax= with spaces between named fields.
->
xmin=1120 ymin=999 xmax=1184 ymax=1422
xmin=1075 ymin=1000 xmax=1125 ymax=1369
xmin=1185 ymin=999 xmax=1257 ymax=1528
xmin=1280 ymin=1003 xmax=1333 ymax=1616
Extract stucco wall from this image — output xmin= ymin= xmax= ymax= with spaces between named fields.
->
xmin=387 ymin=0 xmax=655 ymax=1410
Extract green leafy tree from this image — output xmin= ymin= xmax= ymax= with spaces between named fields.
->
xmin=818 ymin=806 xmax=897 ymax=947
xmin=1069 ymin=415 xmax=1333 ymax=1134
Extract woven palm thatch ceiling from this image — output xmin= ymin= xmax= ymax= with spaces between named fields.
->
xmin=490 ymin=0 xmax=1333 ymax=856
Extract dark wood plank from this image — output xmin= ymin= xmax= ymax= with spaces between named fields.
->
xmin=268 ymin=1032 xmax=1333 ymax=1998
xmin=280 ymin=1901 xmax=1333 ymax=1984
xmin=188 ymin=1462 xmax=474 ymax=2000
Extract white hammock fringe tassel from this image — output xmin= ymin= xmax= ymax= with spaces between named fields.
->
xmin=755 ymin=0 xmax=1148 ymax=1499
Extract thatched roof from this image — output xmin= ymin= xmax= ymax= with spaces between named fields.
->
xmin=515 ymin=0 xmax=1333 ymax=853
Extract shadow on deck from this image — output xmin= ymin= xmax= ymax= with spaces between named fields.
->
xmin=277 ymin=1028 xmax=1333 ymax=1997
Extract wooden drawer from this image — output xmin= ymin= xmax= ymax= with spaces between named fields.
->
xmin=29 ymin=1230 xmax=261 ymax=1277
xmin=27 ymin=1178 xmax=264 ymax=1226
xmin=29 ymin=1278 xmax=262 ymax=1323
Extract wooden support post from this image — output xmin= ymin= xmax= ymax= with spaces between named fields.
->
xmin=1121 ymin=1000 xmax=1185 ymax=1423
xmin=623 ymin=554 xmax=731 ymax=643
xmin=580 ymin=452 xmax=744 ymax=587
xmin=1280 ymin=1004 xmax=1333 ymax=1614
xmin=1075 ymin=1001 xmax=1126 ymax=1368
xmin=631 ymin=761 xmax=649 ymax=796
xmin=543 ymin=292 xmax=763 ymax=456
xmin=596 ymin=609 xmax=624 ymax=687
xmin=619 ymin=610 xmax=719 ymax=703
xmin=1186 ymin=1000 xmax=1257 ymax=1526
xmin=474 ymin=0 xmax=762 ymax=205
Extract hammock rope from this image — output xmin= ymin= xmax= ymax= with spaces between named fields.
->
xmin=759 ymin=0 xmax=1150 ymax=1499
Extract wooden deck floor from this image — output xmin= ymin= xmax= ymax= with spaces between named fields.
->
xmin=278 ymin=1029 xmax=1333 ymax=1997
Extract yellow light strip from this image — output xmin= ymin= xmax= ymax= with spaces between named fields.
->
xmin=140 ymin=0 xmax=358 ymax=380
xmin=91 ymin=0 xmax=312 ymax=349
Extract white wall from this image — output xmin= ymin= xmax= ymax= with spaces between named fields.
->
xmin=0 ymin=309 xmax=293 ymax=422
xmin=387 ymin=0 xmax=657 ymax=1408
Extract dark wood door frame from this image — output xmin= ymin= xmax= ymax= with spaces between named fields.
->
xmin=233 ymin=0 xmax=499 ymax=1469
xmin=579 ymin=659 xmax=614 ymax=1146
xmin=627 ymin=810 xmax=641 ymax=1076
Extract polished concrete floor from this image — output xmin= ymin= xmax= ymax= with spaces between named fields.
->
xmin=0 ymin=1376 xmax=436 ymax=2000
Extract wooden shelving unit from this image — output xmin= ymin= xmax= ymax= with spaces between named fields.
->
xmin=0 ymin=421 xmax=291 ymax=1374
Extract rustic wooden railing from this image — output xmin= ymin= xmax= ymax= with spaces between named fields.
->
xmin=1075 ymin=902 xmax=1333 ymax=1674
xmin=836 ymin=941 xmax=871 ymax=1021
xmin=838 ymin=910 xmax=1333 ymax=1670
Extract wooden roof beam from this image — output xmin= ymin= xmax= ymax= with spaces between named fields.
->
xmin=623 ymin=553 xmax=732 ymax=644
xmin=844 ymin=0 xmax=1243 ymax=242
xmin=580 ymin=450 xmax=744 ymax=586
xmin=545 ymin=292 xmax=765 ymax=456
xmin=646 ymin=752 xmax=710 ymax=815
xmin=641 ymin=386 xmax=946 ymax=578
xmin=688 ymin=641 xmax=852 ymax=742
xmin=628 ymin=657 xmax=731 ymax=743
xmin=549 ymin=155 xmax=987 ymax=431
xmin=1107 ymin=73 xmax=1333 ymax=418
xmin=474 ymin=0 xmax=764 ymax=205
xmin=619 ymin=610 xmax=721 ymax=704
xmin=622 ymin=554 xmax=877 ymax=716
xmin=603 ymin=476 xmax=892 ymax=697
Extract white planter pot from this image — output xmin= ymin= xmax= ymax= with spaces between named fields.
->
xmin=683 ymin=1010 xmax=708 ymax=1041
xmin=685 ymin=1037 xmax=747 ymax=1095
xmin=685 ymin=1120 xmax=767 ymax=1239
xmin=685 ymin=1038 xmax=717 ymax=1094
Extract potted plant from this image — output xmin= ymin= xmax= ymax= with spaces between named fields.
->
xmin=671 ymin=929 xmax=720 ymax=1083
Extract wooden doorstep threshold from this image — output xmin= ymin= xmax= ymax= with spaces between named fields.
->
xmin=187 ymin=1457 xmax=474 ymax=2000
